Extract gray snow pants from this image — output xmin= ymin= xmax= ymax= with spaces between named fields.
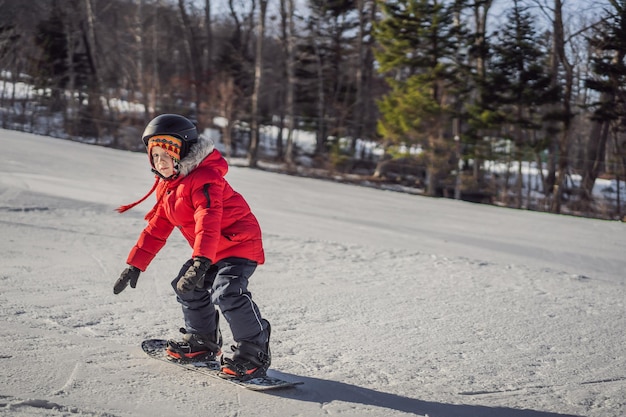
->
xmin=171 ymin=257 xmax=268 ymax=346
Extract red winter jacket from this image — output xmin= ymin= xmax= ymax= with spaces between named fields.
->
xmin=126 ymin=138 xmax=264 ymax=271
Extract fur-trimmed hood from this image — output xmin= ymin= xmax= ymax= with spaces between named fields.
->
xmin=177 ymin=135 xmax=215 ymax=177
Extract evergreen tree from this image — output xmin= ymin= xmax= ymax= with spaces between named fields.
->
xmin=463 ymin=0 xmax=497 ymax=188
xmin=582 ymin=0 xmax=626 ymax=203
xmin=373 ymin=0 xmax=467 ymax=196
xmin=35 ymin=0 xmax=96 ymax=137
xmin=485 ymin=0 xmax=557 ymax=207
xmin=303 ymin=0 xmax=359 ymax=157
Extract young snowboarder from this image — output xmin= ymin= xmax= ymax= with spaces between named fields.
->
xmin=114 ymin=114 xmax=270 ymax=380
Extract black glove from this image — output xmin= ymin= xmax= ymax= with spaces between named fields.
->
xmin=113 ymin=266 xmax=141 ymax=294
xmin=177 ymin=257 xmax=211 ymax=293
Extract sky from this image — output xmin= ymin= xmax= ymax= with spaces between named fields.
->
xmin=0 ymin=128 xmax=624 ymax=416
xmin=485 ymin=0 xmax=612 ymax=32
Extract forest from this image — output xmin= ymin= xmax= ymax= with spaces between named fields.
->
xmin=1 ymin=0 xmax=625 ymax=220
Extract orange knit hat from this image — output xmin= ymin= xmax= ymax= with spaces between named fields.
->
xmin=147 ymin=135 xmax=183 ymax=165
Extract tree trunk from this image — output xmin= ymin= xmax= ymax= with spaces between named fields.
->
xmin=581 ymin=118 xmax=611 ymax=201
xmin=281 ymin=0 xmax=296 ymax=167
xmin=150 ymin=0 xmax=161 ymax=119
xmin=247 ymin=0 xmax=267 ymax=168
xmin=135 ymin=0 xmax=152 ymax=124
xmin=350 ymin=0 xmax=372 ymax=152
xmin=62 ymin=8 xmax=77 ymax=136
xmin=550 ymin=0 xmax=574 ymax=214
xmin=516 ymin=150 xmax=523 ymax=208
xmin=471 ymin=0 xmax=492 ymax=184
xmin=313 ymin=39 xmax=327 ymax=158
xmin=217 ymin=75 xmax=237 ymax=161
xmin=82 ymin=0 xmax=105 ymax=140
xmin=178 ymin=0 xmax=203 ymax=120
xmin=204 ymin=0 xmax=213 ymax=84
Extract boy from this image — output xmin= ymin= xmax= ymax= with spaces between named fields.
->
xmin=114 ymin=114 xmax=270 ymax=380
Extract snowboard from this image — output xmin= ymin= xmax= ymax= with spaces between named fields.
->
xmin=141 ymin=339 xmax=302 ymax=391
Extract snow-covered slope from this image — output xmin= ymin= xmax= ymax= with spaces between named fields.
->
xmin=1 ymin=129 xmax=624 ymax=417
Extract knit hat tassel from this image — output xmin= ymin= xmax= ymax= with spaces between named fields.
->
xmin=116 ymin=177 xmax=160 ymax=214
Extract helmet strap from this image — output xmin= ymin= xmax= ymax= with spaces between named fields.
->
xmin=151 ymin=166 xmax=180 ymax=181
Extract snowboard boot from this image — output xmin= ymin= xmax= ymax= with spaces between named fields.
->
xmin=166 ymin=317 xmax=222 ymax=361
xmin=220 ymin=319 xmax=271 ymax=381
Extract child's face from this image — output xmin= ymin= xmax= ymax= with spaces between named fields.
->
xmin=151 ymin=146 xmax=176 ymax=178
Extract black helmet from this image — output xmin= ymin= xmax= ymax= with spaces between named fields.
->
xmin=142 ymin=114 xmax=198 ymax=159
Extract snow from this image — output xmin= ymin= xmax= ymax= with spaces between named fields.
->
xmin=0 ymin=128 xmax=624 ymax=417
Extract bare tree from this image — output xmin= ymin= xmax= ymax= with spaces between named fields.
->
xmin=470 ymin=0 xmax=492 ymax=182
xmin=82 ymin=0 xmax=106 ymax=139
xmin=62 ymin=3 xmax=79 ymax=132
xmin=550 ymin=0 xmax=575 ymax=213
xmin=280 ymin=0 xmax=297 ymax=167
xmin=204 ymin=0 xmax=213 ymax=85
xmin=247 ymin=0 xmax=268 ymax=167
xmin=215 ymin=73 xmax=241 ymax=161
xmin=149 ymin=0 xmax=161 ymax=119
xmin=133 ymin=0 xmax=151 ymax=122
xmin=178 ymin=0 xmax=205 ymax=122
xmin=350 ymin=0 xmax=377 ymax=152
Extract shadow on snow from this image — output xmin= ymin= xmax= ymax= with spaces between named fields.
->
xmin=267 ymin=371 xmax=582 ymax=417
